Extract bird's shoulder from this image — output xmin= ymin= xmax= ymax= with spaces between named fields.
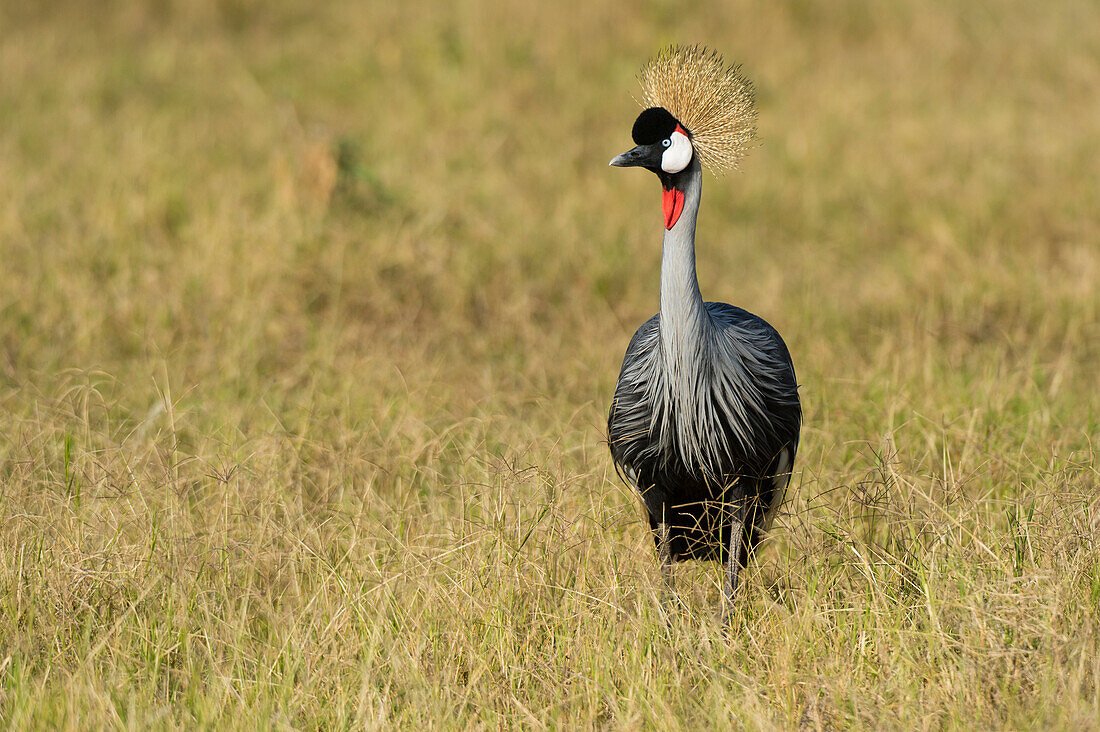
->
xmin=622 ymin=313 xmax=660 ymax=360
xmin=704 ymin=301 xmax=779 ymax=336
xmin=703 ymin=301 xmax=795 ymax=366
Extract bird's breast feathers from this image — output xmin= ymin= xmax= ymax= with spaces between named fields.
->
xmin=609 ymin=309 xmax=799 ymax=484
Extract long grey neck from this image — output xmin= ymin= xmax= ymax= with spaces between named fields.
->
xmin=659 ymin=157 xmax=709 ymax=366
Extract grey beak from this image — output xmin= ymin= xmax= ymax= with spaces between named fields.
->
xmin=609 ymin=145 xmax=648 ymax=167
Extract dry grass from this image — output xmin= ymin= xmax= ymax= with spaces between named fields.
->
xmin=1 ymin=0 xmax=1099 ymax=728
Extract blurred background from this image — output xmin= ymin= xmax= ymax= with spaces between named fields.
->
xmin=1 ymin=0 xmax=1098 ymax=726
xmin=2 ymin=1 xmax=1097 ymax=431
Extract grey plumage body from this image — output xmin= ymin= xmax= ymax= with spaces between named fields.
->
xmin=607 ymin=154 xmax=801 ymax=601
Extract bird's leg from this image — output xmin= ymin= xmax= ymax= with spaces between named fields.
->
xmin=658 ymin=520 xmax=673 ymax=596
xmin=722 ymin=502 xmax=748 ymax=621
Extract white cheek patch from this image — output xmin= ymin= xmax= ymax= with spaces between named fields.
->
xmin=661 ymin=130 xmax=693 ymax=173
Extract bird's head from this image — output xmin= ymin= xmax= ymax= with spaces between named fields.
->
xmin=609 ymin=45 xmax=758 ymax=230
xmin=609 ymin=107 xmax=695 ymax=229
xmin=609 ymin=107 xmax=694 ymax=177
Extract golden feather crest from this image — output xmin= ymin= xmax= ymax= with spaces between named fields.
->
xmin=637 ymin=45 xmax=757 ymax=173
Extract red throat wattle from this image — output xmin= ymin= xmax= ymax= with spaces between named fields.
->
xmin=662 ymin=187 xmax=685 ymax=229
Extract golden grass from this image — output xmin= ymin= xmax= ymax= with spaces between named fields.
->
xmin=1 ymin=0 xmax=1098 ymax=728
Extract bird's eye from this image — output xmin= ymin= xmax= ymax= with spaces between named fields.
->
xmin=662 ymin=139 xmax=671 ymax=148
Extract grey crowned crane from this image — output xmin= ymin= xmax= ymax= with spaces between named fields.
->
xmin=607 ymin=46 xmax=801 ymax=614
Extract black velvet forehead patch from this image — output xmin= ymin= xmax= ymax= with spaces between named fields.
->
xmin=631 ymin=107 xmax=680 ymax=145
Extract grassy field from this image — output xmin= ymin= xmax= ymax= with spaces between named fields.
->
xmin=1 ymin=0 xmax=1099 ymax=728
